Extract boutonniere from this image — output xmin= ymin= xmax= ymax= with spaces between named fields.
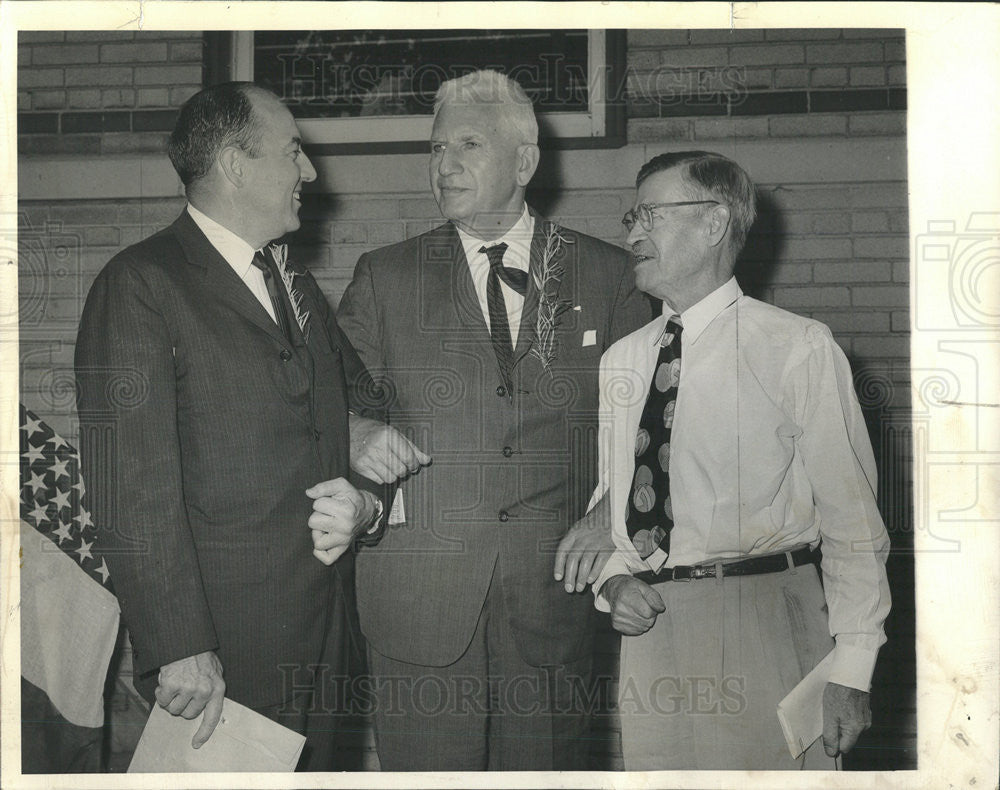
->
xmin=268 ymin=243 xmax=311 ymax=341
xmin=529 ymin=222 xmax=575 ymax=372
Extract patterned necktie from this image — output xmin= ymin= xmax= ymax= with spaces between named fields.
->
xmin=482 ymin=242 xmax=525 ymax=395
xmin=251 ymin=249 xmax=292 ymax=342
xmin=625 ymin=316 xmax=683 ymax=561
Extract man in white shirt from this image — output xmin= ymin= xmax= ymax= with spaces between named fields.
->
xmin=75 ymin=83 xmax=396 ymax=768
xmin=590 ymin=151 xmax=891 ymax=769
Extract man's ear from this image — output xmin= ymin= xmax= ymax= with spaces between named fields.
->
xmin=515 ymin=144 xmax=540 ymax=188
xmin=217 ymin=145 xmax=246 ymax=188
xmin=706 ymin=204 xmax=731 ymax=249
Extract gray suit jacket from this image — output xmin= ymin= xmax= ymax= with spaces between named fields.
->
xmin=337 ymin=213 xmax=650 ymax=667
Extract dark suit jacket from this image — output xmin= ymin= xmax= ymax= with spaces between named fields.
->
xmin=75 ymin=210 xmax=377 ymax=708
xmin=337 ymin=213 xmax=650 ymax=668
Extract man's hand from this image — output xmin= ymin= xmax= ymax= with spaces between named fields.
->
xmin=349 ymin=414 xmax=430 ymax=484
xmin=602 ymin=574 xmax=666 ymax=636
xmin=554 ymin=493 xmax=613 ymax=593
xmin=155 ymin=650 xmax=225 ymax=749
xmin=822 ymin=681 xmax=872 ymax=757
xmin=306 ymin=477 xmax=379 ymax=565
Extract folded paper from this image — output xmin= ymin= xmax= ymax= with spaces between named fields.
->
xmin=128 ymin=697 xmax=304 ymax=773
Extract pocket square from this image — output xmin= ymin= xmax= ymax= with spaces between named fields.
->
xmin=582 ymin=329 xmax=597 ymax=347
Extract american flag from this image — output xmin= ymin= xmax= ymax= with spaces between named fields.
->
xmin=19 ymin=403 xmax=113 ymax=591
xmin=18 ymin=402 xmax=120 ymax=734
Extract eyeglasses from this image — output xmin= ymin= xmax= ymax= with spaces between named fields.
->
xmin=622 ymin=201 xmax=721 ymax=232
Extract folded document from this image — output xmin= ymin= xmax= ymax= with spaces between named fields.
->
xmin=776 ymin=649 xmax=835 ymax=760
xmin=128 ymin=697 xmax=305 ymax=772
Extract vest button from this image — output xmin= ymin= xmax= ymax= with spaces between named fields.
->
xmin=280 ymin=349 xmax=292 ymax=361
xmin=498 ymin=510 xmax=509 ymax=522
xmin=496 ymin=385 xmax=506 ymax=397
xmin=502 ymin=446 xmax=513 ymax=457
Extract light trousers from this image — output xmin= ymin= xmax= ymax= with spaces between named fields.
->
xmin=619 ymin=563 xmax=838 ymax=770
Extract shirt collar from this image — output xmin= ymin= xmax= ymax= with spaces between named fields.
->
xmin=186 ymin=203 xmax=258 ymax=274
xmin=655 ymin=277 xmax=742 ymax=345
xmin=456 ymin=204 xmax=534 ymax=270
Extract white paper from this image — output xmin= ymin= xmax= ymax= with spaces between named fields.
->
xmin=127 ymin=697 xmax=305 ymax=773
xmin=582 ymin=329 xmax=597 ymax=347
xmin=388 ymin=487 xmax=406 ymax=524
xmin=776 ymin=649 xmax=835 ymax=760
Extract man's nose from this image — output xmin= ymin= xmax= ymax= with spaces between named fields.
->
xmin=437 ymin=147 xmax=461 ymax=176
xmin=626 ymin=222 xmax=645 ymax=246
xmin=299 ymin=151 xmax=318 ymax=183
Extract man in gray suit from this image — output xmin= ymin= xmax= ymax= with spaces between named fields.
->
xmin=336 ymin=70 xmax=650 ymax=770
xmin=76 ymin=82 xmax=386 ymax=768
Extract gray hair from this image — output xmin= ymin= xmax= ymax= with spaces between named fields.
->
xmin=433 ymin=70 xmax=538 ymax=145
xmin=637 ymin=150 xmax=758 ymax=256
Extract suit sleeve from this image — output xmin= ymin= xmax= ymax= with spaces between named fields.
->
xmin=301 ymin=268 xmax=395 ymax=544
xmin=75 ymin=258 xmax=217 ymax=679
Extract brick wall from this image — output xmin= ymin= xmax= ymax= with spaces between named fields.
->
xmin=16 ymin=28 xmax=914 ymax=771
xmin=17 ymin=31 xmax=203 ymax=155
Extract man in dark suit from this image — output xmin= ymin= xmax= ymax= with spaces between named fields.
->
xmin=75 ymin=82 xmax=386 ymax=767
xmin=336 ymin=69 xmax=650 ymax=770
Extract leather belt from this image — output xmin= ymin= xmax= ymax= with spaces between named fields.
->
xmin=633 ymin=545 xmax=818 ymax=584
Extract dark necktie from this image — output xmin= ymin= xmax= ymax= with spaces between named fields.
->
xmin=625 ymin=316 xmax=683 ymax=562
xmin=481 ymin=242 xmax=525 ymax=395
xmin=251 ymin=249 xmax=292 ymax=342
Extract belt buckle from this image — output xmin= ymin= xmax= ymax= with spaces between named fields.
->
xmin=671 ymin=566 xmax=693 ymax=582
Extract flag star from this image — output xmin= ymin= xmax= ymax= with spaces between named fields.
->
xmin=22 ymin=442 xmax=46 ymax=465
xmin=51 ymin=487 xmax=72 ymax=512
xmin=26 ymin=502 xmax=49 ymax=525
xmin=75 ymin=538 xmax=94 ymax=562
xmin=52 ymin=519 xmax=74 ymax=545
xmin=72 ymin=478 xmax=86 ymax=497
xmin=49 ymin=433 xmax=69 ymax=451
xmin=26 ymin=471 xmax=47 ymax=494
xmin=21 ymin=415 xmax=43 ymax=438
xmin=50 ymin=456 xmax=71 ymax=479
xmin=95 ymin=558 xmax=111 ymax=584
xmin=74 ymin=508 xmax=94 ymax=530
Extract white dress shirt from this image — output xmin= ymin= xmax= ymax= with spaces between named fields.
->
xmin=186 ymin=203 xmax=277 ymax=324
xmin=456 ymin=205 xmax=534 ymax=347
xmin=591 ymin=277 xmax=891 ymax=691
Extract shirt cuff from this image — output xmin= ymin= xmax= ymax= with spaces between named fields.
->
xmin=364 ymin=497 xmax=384 ymax=535
xmin=592 ymin=551 xmax=633 ymax=613
xmin=828 ymin=640 xmax=880 ymax=691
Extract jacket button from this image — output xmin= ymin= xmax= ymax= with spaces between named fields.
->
xmin=496 ymin=385 xmax=506 ymax=397
xmin=502 ymin=446 xmax=513 ymax=457
xmin=280 ymin=349 xmax=292 ymax=361
xmin=498 ymin=510 xmax=509 ymax=522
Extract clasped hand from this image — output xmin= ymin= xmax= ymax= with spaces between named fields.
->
xmin=306 ymin=477 xmax=379 ymax=564
xmin=348 ymin=414 xmax=430 ymax=484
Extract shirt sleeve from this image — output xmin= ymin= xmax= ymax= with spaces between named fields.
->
xmin=786 ymin=323 xmax=892 ymax=691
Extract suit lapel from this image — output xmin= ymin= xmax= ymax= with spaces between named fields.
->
xmin=172 ymin=211 xmax=291 ymax=350
xmin=512 ymin=212 xmax=548 ymax=367
xmin=424 ymin=223 xmax=491 ymax=335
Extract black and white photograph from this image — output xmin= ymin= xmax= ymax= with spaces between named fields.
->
xmin=2 ymin=2 xmax=997 ymax=789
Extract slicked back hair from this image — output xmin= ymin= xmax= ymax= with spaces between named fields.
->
xmin=433 ymin=69 xmax=538 ymax=146
xmin=636 ymin=151 xmax=757 ymax=255
xmin=168 ymin=82 xmax=268 ymax=188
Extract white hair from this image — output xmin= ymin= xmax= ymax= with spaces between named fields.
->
xmin=433 ymin=70 xmax=538 ymax=145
